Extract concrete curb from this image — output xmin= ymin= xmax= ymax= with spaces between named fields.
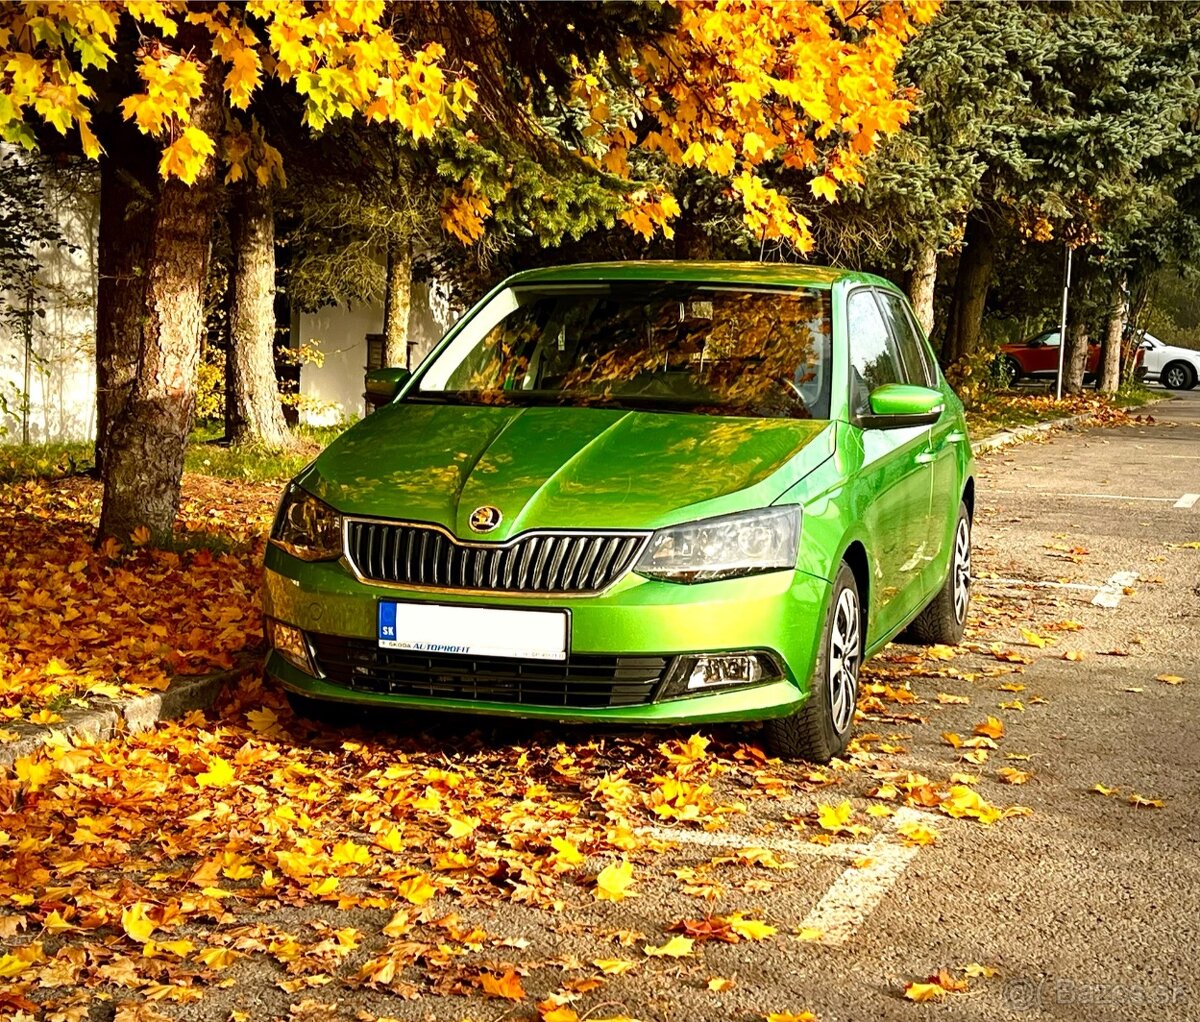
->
xmin=970 ymin=396 xmax=1170 ymax=457
xmin=0 ymin=661 xmax=257 ymax=769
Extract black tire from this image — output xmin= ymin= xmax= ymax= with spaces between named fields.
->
xmin=906 ymin=502 xmax=971 ymax=645
xmin=1162 ymin=361 xmax=1197 ymax=391
xmin=764 ymin=562 xmax=861 ymax=763
xmin=1003 ymin=356 xmax=1023 ymax=386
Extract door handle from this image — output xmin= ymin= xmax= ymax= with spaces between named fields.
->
xmin=916 ymin=450 xmax=935 ymax=465
xmin=947 ymin=431 xmax=967 ymax=444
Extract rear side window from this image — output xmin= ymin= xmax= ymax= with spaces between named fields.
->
xmin=846 ymin=289 xmax=905 ymax=417
xmin=875 ymin=290 xmax=938 ymax=388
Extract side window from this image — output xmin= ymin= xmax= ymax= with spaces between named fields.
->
xmin=847 ymin=289 xmax=905 ymax=417
xmin=875 ymin=291 xmax=937 ymax=388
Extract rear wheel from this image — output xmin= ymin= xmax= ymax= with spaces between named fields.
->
xmin=906 ymin=503 xmax=971 ymax=645
xmin=1003 ymin=356 xmax=1023 ymax=386
xmin=764 ymin=562 xmax=861 ymax=763
xmin=1162 ymin=361 xmax=1197 ymax=391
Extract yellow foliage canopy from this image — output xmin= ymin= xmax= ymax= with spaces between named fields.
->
xmin=0 ymin=1 xmax=471 ymax=186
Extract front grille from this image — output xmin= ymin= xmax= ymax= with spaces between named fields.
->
xmin=345 ymin=520 xmax=647 ymax=594
xmin=309 ymin=634 xmax=668 ymax=708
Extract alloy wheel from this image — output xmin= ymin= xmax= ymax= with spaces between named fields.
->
xmin=1165 ymin=364 xmax=1189 ymax=389
xmin=952 ymin=516 xmax=972 ymax=623
xmin=828 ymin=587 xmax=861 ymax=734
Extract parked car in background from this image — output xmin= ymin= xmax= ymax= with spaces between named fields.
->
xmin=264 ymin=262 xmax=975 ymax=763
xmin=1000 ymin=329 xmax=1100 ymax=383
xmin=1134 ymin=332 xmax=1200 ymax=390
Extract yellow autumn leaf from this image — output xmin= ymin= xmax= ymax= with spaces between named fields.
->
xmin=196 ymin=756 xmax=236 ymax=788
xmin=445 ymin=815 xmax=479 ymax=839
xmin=794 ymin=926 xmax=823 ymax=942
xmin=816 ymin=800 xmax=853 ymax=831
xmin=480 ymin=968 xmax=525 ymax=1000
xmin=1090 ymin=783 xmax=1118 ymax=796
xmin=708 ymin=976 xmax=735 ymax=991
xmin=1019 ymin=628 xmax=1048 ymax=648
xmin=121 ymin=902 xmax=157 ymax=943
xmin=904 ymin=981 xmax=948 ymax=1002
xmin=643 ymin=935 xmax=694 ymax=958
xmin=973 ymin=716 xmax=1005 ymax=740
xmin=550 ymin=836 xmax=585 ymax=865
xmin=727 ymin=914 xmax=777 ymax=941
xmin=395 ymin=874 xmax=437 ymax=905
xmin=765 ymin=1013 xmax=818 ymax=1022
xmin=963 ymin=962 xmax=1000 ymax=978
xmin=1128 ymin=793 xmax=1164 ymax=808
xmin=1155 ymin=674 xmax=1185 ymax=685
xmin=197 ymin=946 xmax=239 ymax=969
xmin=997 ymin=767 xmax=1032 ymax=785
xmin=593 ymin=959 xmax=638 ymax=975
xmin=897 ymin=820 xmax=938 ymax=846
xmin=595 ymin=859 xmax=636 ymax=901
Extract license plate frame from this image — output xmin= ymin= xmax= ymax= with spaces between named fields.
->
xmin=377 ymin=600 xmax=569 ymax=661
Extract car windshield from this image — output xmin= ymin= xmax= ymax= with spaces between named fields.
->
xmin=412 ymin=283 xmax=834 ymax=419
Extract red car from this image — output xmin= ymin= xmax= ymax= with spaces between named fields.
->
xmin=1001 ymin=330 xmax=1100 ymax=382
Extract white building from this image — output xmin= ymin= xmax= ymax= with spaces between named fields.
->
xmin=0 ymin=152 xmax=452 ymax=442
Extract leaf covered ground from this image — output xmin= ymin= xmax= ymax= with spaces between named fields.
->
xmin=0 ymin=414 xmax=1175 ymax=1021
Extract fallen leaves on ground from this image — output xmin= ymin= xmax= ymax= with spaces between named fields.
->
xmin=0 ymin=475 xmax=270 ymax=721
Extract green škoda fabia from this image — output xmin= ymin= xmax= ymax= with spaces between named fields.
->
xmin=264 ymin=262 xmax=975 ymax=762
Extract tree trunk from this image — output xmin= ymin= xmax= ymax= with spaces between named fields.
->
xmin=908 ymin=237 xmax=938 ymax=340
xmin=94 ymin=143 xmax=156 ymax=473
xmin=1062 ymin=257 xmax=1093 ymax=396
xmin=228 ymin=180 xmax=290 ymax=447
xmin=942 ymin=209 xmax=995 ymax=364
xmin=1098 ymin=274 xmax=1126 ymax=395
xmin=98 ymin=63 xmax=223 ymax=546
xmin=1063 ymin=316 xmax=1091 ymax=396
xmin=382 ymin=238 xmax=413 ymax=367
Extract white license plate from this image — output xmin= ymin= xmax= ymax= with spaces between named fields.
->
xmin=377 ymin=601 xmax=568 ymax=661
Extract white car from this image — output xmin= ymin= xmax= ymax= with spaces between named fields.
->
xmin=1135 ymin=333 xmax=1200 ymax=391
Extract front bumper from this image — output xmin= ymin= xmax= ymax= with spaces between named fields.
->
xmin=262 ymin=546 xmax=831 ymax=725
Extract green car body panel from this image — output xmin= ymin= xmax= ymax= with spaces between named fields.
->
xmin=263 ymin=261 xmax=974 ymax=726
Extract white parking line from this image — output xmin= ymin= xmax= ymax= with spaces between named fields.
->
xmin=642 ymin=807 xmax=942 ymax=945
xmin=1092 ymin=570 xmax=1139 ymax=609
xmin=795 ymin=807 xmax=929 ymax=945
xmin=989 ymin=489 xmax=1180 ymax=503
xmin=1174 ymin=493 xmax=1199 ymax=509
xmin=638 ymin=823 xmax=873 ymax=861
xmin=978 ymin=577 xmax=1101 ymax=592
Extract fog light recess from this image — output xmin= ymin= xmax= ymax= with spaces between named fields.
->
xmin=660 ymin=651 xmax=783 ymax=698
xmin=267 ymin=619 xmax=318 ymax=677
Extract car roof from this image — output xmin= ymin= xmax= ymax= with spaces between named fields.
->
xmin=502 ymin=260 xmax=894 ymax=291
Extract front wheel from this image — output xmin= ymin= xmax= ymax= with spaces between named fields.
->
xmin=906 ymin=502 xmax=971 ymax=645
xmin=1162 ymin=361 xmax=1197 ymax=391
xmin=764 ymin=562 xmax=861 ymax=763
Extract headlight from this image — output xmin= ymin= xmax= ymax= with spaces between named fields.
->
xmin=270 ymin=486 xmax=343 ymax=561
xmin=634 ymin=506 xmax=800 ymax=584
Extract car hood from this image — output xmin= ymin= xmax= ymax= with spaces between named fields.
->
xmin=301 ymin=402 xmax=835 ymax=538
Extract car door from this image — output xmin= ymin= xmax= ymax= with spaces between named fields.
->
xmin=845 ymin=288 xmax=932 ymax=638
xmin=1027 ymin=331 xmax=1061 ymax=375
xmin=874 ymin=289 xmax=964 ymax=593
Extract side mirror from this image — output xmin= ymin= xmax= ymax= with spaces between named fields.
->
xmin=364 ymin=367 xmax=412 ymax=410
xmin=1027 ymin=339 xmax=1043 ymax=349
xmin=1139 ymin=340 xmax=1152 ymax=350
xmin=860 ymin=383 xmax=944 ymax=429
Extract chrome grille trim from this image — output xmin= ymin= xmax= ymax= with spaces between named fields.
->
xmin=343 ymin=517 xmax=650 ymax=596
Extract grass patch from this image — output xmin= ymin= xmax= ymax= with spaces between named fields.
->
xmin=1 ymin=423 xmax=349 ymax=485
xmin=0 ymin=441 xmax=93 ymax=482
xmin=184 ymin=422 xmax=346 ymax=483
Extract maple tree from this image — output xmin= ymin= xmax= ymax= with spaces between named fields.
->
xmin=0 ymin=1 xmax=474 ymax=545
xmin=475 ymin=0 xmax=942 ymax=252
